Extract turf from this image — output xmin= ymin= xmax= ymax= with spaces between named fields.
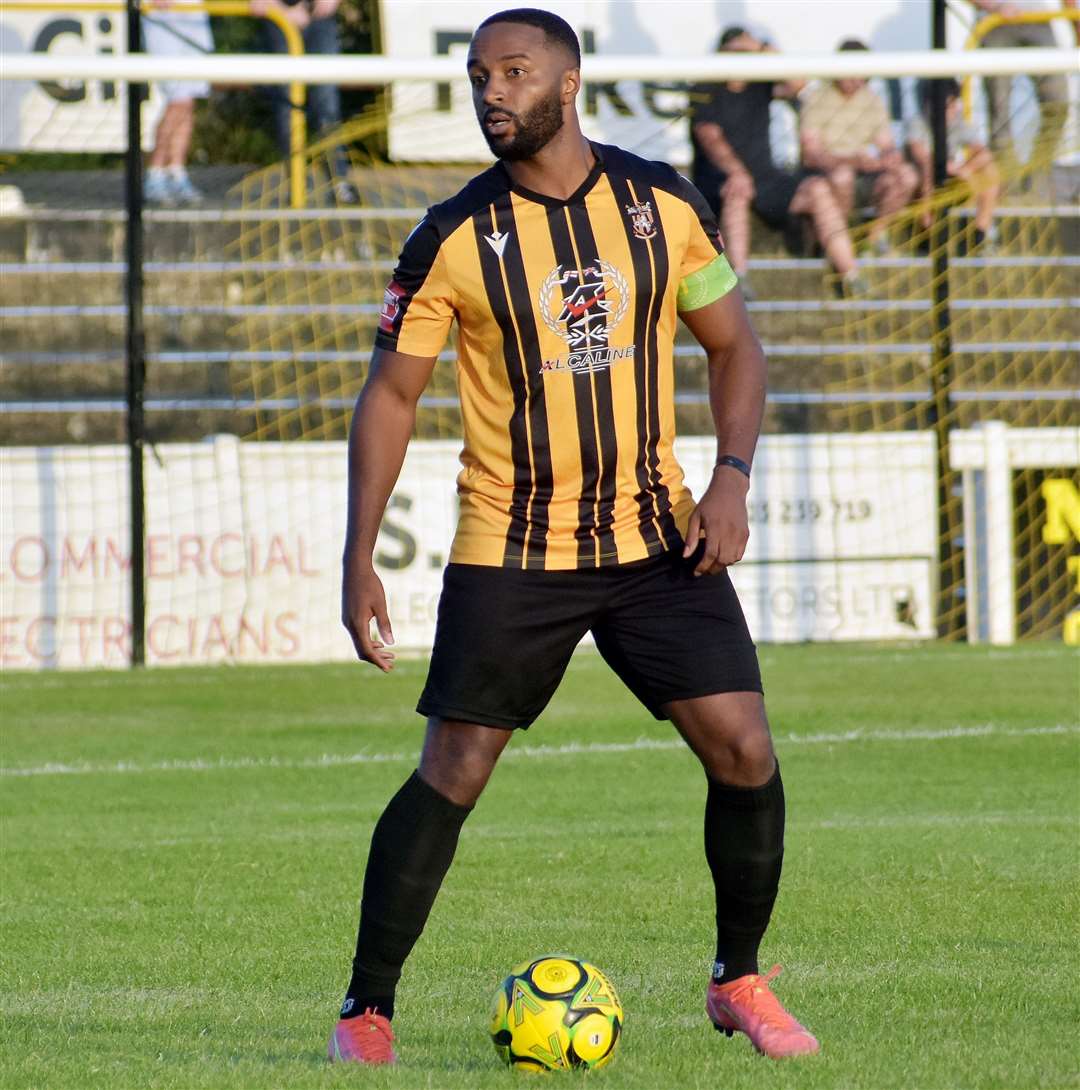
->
xmin=1 ymin=643 xmax=1077 ymax=1090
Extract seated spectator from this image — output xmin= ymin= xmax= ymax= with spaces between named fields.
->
xmin=907 ymin=79 xmax=1001 ymax=251
xmin=142 ymin=0 xmax=214 ymax=205
xmin=690 ymin=27 xmax=864 ymax=298
xmin=252 ymin=0 xmax=358 ymax=203
xmin=800 ymin=40 xmax=919 ymax=255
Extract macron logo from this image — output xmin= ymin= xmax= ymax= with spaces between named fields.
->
xmin=484 ymin=230 xmax=510 ymax=259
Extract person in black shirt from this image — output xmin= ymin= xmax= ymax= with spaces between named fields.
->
xmin=690 ymin=27 xmax=863 ymax=297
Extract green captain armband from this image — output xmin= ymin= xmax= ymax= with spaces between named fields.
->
xmin=676 ymin=254 xmax=738 ymax=312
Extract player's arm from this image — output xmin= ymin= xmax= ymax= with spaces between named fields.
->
xmin=680 ymin=287 xmax=766 ymax=577
xmin=342 ymin=347 xmax=437 ymax=671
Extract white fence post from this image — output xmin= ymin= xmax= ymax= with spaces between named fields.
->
xmin=982 ymin=422 xmax=1016 ymax=646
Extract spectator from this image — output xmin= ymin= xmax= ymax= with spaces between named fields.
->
xmin=690 ymin=27 xmax=864 ymax=298
xmin=800 ymin=40 xmax=919 ymax=256
xmin=252 ymin=0 xmax=358 ymax=203
xmin=966 ymin=0 xmax=1076 ymax=162
xmin=142 ymin=1 xmax=214 ymax=205
xmin=907 ymin=79 xmax=1002 ymax=251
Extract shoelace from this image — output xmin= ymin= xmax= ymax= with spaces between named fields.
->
xmin=345 ymin=1009 xmax=395 ymax=1062
xmin=722 ymin=965 xmax=803 ymax=1032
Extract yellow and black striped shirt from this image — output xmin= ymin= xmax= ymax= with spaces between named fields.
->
xmin=376 ymin=141 xmax=736 ymax=570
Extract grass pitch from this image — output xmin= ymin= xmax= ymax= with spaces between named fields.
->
xmin=1 ymin=643 xmax=1077 ymax=1090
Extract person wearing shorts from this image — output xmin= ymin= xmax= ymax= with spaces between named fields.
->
xmin=798 ymin=40 xmax=919 ymax=256
xmin=330 ymin=7 xmax=821 ymax=1067
xmin=141 ymin=2 xmax=213 ymax=205
xmin=690 ymin=26 xmax=861 ymax=298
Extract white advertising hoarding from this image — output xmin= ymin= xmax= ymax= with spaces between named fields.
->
xmin=0 ymin=1 xmax=160 ymax=152
xmin=382 ymin=0 xmax=933 ymax=164
xmin=1 ymin=433 xmax=937 ymax=670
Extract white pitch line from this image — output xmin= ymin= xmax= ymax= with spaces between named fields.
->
xmin=0 ymin=724 xmax=1075 ymax=779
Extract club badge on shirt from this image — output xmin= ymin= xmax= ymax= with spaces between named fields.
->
xmin=624 ymin=199 xmax=657 ymax=240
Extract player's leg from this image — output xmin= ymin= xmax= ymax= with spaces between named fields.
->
xmin=592 ymin=555 xmax=817 ymax=1058
xmin=664 ymin=690 xmax=784 ymax=983
xmin=330 ymin=563 xmax=596 ymax=1062
xmin=339 ymin=718 xmax=510 ymax=1014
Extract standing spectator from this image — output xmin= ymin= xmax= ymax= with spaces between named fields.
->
xmin=799 ymin=40 xmax=919 ymax=255
xmin=252 ymin=0 xmax=358 ymax=203
xmin=142 ymin=1 xmax=214 ymax=205
xmin=690 ymin=27 xmax=864 ymax=298
xmin=907 ymin=79 xmax=1002 ymax=251
xmin=966 ymin=0 xmax=1076 ymax=162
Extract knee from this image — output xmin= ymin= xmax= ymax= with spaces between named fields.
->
xmin=418 ymin=719 xmax=508 ymax=807
xmin=700 ymin=718 xmax=776 ymax=786
xmin=828 ymin=165 xmax=855 ymax=190
xmin=803 ymin=176 xmax=829 ymax=204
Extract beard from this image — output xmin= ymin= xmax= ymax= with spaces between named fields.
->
xmin=481 ymin=90 xmax=565 ymax=161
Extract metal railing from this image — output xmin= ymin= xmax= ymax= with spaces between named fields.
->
xmin=962 ymin=8 xmax=1080 ymax=121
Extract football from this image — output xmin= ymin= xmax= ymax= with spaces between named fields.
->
xmin=489 ymin=955 xmax=624 ymax=1072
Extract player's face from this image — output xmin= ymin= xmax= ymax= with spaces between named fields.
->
xmin=467 ymin=23 xmax=573 ymax=161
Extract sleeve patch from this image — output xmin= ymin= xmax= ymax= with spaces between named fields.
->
xmin=676 ymin=254 xmax=737 ymax=312
xmin=378 ymin=280 xmax=406 ymax=333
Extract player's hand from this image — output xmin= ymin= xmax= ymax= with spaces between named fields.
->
xmin=341 ymin=558 xmax=395 ymax=671
xmin=682 ymin=465 xmax=751 ymax=576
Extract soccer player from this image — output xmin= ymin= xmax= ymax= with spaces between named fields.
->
xmin=330 ymin=7 xmax=819 ymax=1065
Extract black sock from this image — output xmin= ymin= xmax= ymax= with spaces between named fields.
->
xmin=340 ymin=770 xmax=473 ymax=1021
xmin=704 ymin=763 xmax=785 ymax=985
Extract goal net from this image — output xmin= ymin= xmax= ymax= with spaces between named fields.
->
xmin=1 ymin=31 xmax=1077 ymax=667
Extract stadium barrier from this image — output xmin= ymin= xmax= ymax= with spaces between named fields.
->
xmin=3 ymin=0 xmax=311 ymax=206
xmin=1 ymin=38 xmax=1077 ymax=666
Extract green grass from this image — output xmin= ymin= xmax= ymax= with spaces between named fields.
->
xmin=2 ymin=643 xmax=1078 ymax=1090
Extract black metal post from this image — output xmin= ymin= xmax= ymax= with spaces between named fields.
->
xmin=929 ymin=0 xmax=962 ymax=637
xmin=125 ymin=0 xmax=147 ymax=666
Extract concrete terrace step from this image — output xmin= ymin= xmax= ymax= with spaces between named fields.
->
xmin=1 ymin=200 xmax=1077 ymax=263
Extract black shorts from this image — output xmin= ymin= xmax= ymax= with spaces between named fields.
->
xmin=416 ymin=550 xmax=762 ymax=730
xmin=750 ymin=169 xmax=803 ymax=230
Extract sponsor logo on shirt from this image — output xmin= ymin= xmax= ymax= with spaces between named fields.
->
xmin=538 ymin=259 xmax=634 ymax=376
xmin=378 ymin=280 xmax=406 ymax=333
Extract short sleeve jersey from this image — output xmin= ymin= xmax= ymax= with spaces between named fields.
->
xmin=690 ymin=81 xmax=778 ymax=185
xmin=801 ymin=83 xmax=890 ymax=157
xmin=376 ymin=142 xmax=736 ymax=571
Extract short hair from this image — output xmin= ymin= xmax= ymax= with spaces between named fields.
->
xmin=476 ymin=8 xmax=581 ymax=66
xmin=918 ymin=77 xmax=961 ymax=113
xmin=838 ymin=38 xmax=869 ymax=52
xmin=718 ymin=26 xmax=747 ymax=49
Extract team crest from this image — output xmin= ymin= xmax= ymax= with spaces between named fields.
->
xmin=538 ymin=259 xmax=633 ymax=375
xmin=624 ymin=199 xmax=656 ymax=240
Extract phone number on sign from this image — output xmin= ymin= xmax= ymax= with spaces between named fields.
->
xmin=746 ymin=499 xmax=874 ymax=524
